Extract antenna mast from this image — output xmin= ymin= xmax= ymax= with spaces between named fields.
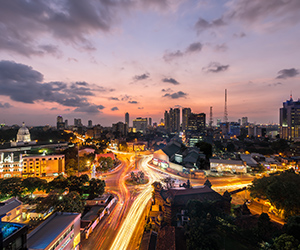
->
xmin=224 ymin=89 xmax=228 ymax=123
xmin=209 ymin=106 xmax=213 ymax=128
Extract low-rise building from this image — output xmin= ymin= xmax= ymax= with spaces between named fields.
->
xmin=0 ymin=197 xmax=22 ymax=222
xmin=27 ymin=212 xmax=81 ymax=250
xmin=210 ymin=159 xmax=247 ymax=174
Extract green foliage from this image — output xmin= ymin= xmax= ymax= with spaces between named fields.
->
xmin=96 ymin=156 xmax=114 ymax=172
xmin=87 ymin=178 xmax=105 ymax=199
xmin=249 ymin=170 xmax=300 ymax=218
xmin=284 ymin=216 xmax=300 ymax=241
xmin=0 ymin=177 xmax=24 ymax=197
xmin=46 ymin=175 xmax=68 ymax=194
xmin=130 ymin=171 xmax=145 ymax=184
xmin=273 ymin=234 xmax=300 ymax=250
xmin=22 ymin=177 xmax=47 ymax=195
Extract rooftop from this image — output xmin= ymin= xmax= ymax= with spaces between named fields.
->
xmin=0 ymin=197 xmax=22 ymax=215
xmin=27 ymin=212 xmax=80 ymax=249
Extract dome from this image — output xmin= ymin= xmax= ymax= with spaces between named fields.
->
xmin=17 ymin=123 xmax=31 ymax=142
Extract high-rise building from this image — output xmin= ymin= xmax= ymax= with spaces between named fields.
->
xmin=187 ymin=113 xmax=206 ymax=133
xmin=149 ymin=117 xmax=152 ymax=126
xmin=164 ymin=111 xmax=170 ymax=131
xmin=182 ymin=108 xmax=191 ymax=131
xmin=173 ymin=108 xmax=180 ymax=132
xmin=56 ymin=116 xmax=65 ymax=130
xmin=125 ymin=112 xmax=129 ymax=126
xmin=112 ymin=122 xmax=128 ymax=137
xmin=280 ymin=96 xmax=300 ymax=140
xmin=242 ymin=117 xmax=248 ymax=126
xmin=74 ymin=118 xmax=82 ymax=127
xmin=133 ymin=117 xmax=148 ymax=133
xmin=88 ymin=120 xmax=92 ymax=128
xmin=65 ymin=119 xmax=68 ymax=128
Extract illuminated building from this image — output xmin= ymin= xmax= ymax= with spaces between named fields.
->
xmin=11 ymin=123 xmax=36 ymax=147
xmin=22 ymin=154 xmax=65 ymax=178
xmin=187 ymin=113 xmax=206 ymax=133
xmin=0 ymin=198 xmax=22 ymax=223
xmin=27 ymin=212 xmax=81 ymax=250
xmin=280 ymin=96 xmax=300 ymax=140
xmin=125 ymin=112 xmax=129 ymax=126
xmin=182 ymin=108 xmax=191 ymax=131
xmin=57 ymin=116 xmax=65 ymax=130
xmin=210 ymin=159 xmax=247 ymax=174
xmin=0 ymin=153 xmax=65 ymax=178
xmin=133 ymin=117 xmax=148 ymax=133
xmin=164 ymin=108 xmax=180 ymax=132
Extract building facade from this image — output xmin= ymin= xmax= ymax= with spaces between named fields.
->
xmin=133 ymin=117 xmax=148 ymax=133
xmin=187 ymin=113 xmax=206 ymax=133
xmin=125 ymin=112 xmax=129 ymax=127
xmin=280 ymin=96 xmax=300 ymax=140
xmin=182 ymin=108 xmax=191 ymax=131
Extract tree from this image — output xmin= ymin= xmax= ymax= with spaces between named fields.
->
xmin=284 ymin=216 xmax=300 ymax=241
xmin=87 ymin=178 xmax=105 ymax=199
xmin=249 ymin=170 xmax=300 ymax=218
xmin=273 ymin=234 xmax=299 ymax=250
xmin=0 ymin=177 xmax=24 ymax=197
xmin=161 ymin=176 xmax=175 ymax=189
xmin=46 ymin=175 xmax=68 ymax=194
xmin=195 ymin=142 xmax=212 ymax=160
xmin=56 ymin=191 xmax=84 ymax=213
xmin=22 ymin=177 xmax=47 ymax=196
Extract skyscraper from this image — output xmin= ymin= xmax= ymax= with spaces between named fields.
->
xmin=280 ymin=96 xmax=300 ymax=140
xmin=242 ymin=117 xmax=248 ymax=126
xmin=125 ymin=112 xmax=129 ymax=126
xmin=182 ymin=108 xmax=191 ymax=131
xmin=133 ymin=117 xmax=148 ymax=133
xmin=74 ymin=118 xmax=82 ymax=127
xmin=188 ymin=113 xmax=206 ymax=133
xmin=164 ymin=110 xmax=170 ymax=131
xmin=149 ymin=117 xmax=152 ymax=126
xmin=173 ymin=108 xmax=180 ymax=132
xmin=56 ymin=115 xmax=65 ymax=130
xmin=88 ymin=120 xmax=92 ymax=128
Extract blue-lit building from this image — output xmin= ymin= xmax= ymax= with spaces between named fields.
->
xmin=0 ymin=218 xmax=28 ymax=250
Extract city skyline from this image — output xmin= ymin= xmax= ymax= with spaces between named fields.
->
xmin=0 ymin=1 xmax=299 ymax=126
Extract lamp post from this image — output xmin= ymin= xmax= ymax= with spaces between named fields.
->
xmin=77 ymin=142 xmax=80 ymax=177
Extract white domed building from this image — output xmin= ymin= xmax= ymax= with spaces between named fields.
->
xmin=17 ymin=123 xmax=31 ymax=143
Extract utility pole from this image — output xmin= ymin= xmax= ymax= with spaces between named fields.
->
xmin=77 ymin=142 xmax=80 ymax=177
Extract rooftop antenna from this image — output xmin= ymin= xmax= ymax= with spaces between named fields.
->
xmin=209 ymin=106 xmax=213 ymax=128
xmin=224 ymin=89 xmax=228 ymax=123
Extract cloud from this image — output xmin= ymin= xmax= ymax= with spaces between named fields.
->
xmin=226 ymin=0 xmax=300 ymax=30
xmin=195 ymin=17 xmax=226 ymax=32
xmin=163 ymin=91 xmax=187 ymax=99
xmin=0 ymin=60 xmax=107 ymax=114
xmin=276 ymin=68 xmax=299 ymax=79
xmin=50 ymin=107 xmax=58 ymax=110
xmin=214 ymin=43 xmax=228 ymax=52
xmin=174 ymin=105 xmax=182 ymax=108
xmin=202 ymin=62 xmax=229 ymax=73
xmin=163 ymin=42 xmax=203 ymax=62
xmin=162 ymin=88 xmax=173 ymax=92
xmin=163 ymin=50 xmax=184 ymax=62
xmin=111 ymin=106 xmax=119 ymax=111
xmin=138 ymin=107 xmax=144 ymax=109
xmin=128 ymin=100 xmax=138 ymax=104
xmin=233 ymin=32 xmax=246 ymax=38
xmin=162 ymin=78 xmax=180 ymax=85
xmin=74 ymin=105 xmax=105 ymax=113
xmin=121 ymin=95 xmax=131 ymax=101
xmin=109 ymin=97 xmax=120 ymax=101
xmin=0 ymin=102 xmax=12 ymax=108
xmin=268 ymin=82 xmax=283 ymax=87
xmin=133 ymin=73 xmax=150 ymax=81
xmin=186 ymin=42 xmax=202 ymax=53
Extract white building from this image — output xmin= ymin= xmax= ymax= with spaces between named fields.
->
xmin=210 ymin=159 xmax=247 ymax=174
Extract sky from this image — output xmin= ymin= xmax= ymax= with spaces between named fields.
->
xmin=0 ymin=0 xmax=299 ymax=127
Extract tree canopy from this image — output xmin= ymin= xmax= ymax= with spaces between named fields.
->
xmin=249 ymin=169 xmax=300 ymax=218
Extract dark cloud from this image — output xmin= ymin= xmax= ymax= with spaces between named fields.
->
xmin=161 ymin=88 xmax=173 ymax=92
xmin=202 ymin=62 xmax=229 ymax=73
xmin=0 ymin=102 xmax=12 ymax=108
xmin=186 ymin=42 xmax=202 ymax=53
xmin=74 ymin=105 xmax=105 ymax=113
xmin=163 ymin=91 xmax=187 ymax=99
xmin=268 ymin=82 xmax=283 ymax=87
xmin=174 ymin=105 xmax=182 ymax=108
xmin=121 ymin=95 xmax=131 ymax=101
xmin=133 ymin=73 xmax=150 ymax=81
xmin=0 ymin=60 xmax=107 ymax=114
xmin=162 ymin=78 xmax=180 ymax=85
xmin=276 ymin=68 xmax=299 ymax=79
xmin=109 ymin=97 xmax=120 ymax=101
xmin=163 ymin=42 xmax=203 ymax=62
xmin=227 ymin=0 xmax=300 ymax=26
xmin=195 ymin=17 xmax=226 ymax=32
xmin=50 ymin=107 xmax=58 ymax=110
xmin=233 ymin=32 xmax=246 ymax=38
xmin=111 ymin=106 xmax=119 ymax=111
xmin=128 ymin=100 xmax=138 ymax=104
xmin=138 ymin=107 xmax=144 ymax=109
xmin=163 ymin=50 xmax=184 ymax=62
xmin=214 ymin=43 xmax=228 ymax=52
